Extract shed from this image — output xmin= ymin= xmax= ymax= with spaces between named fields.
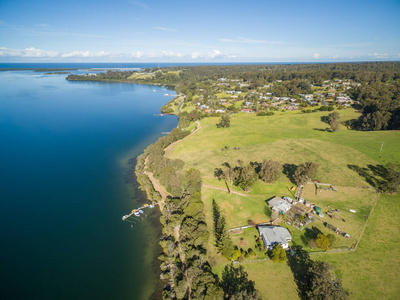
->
xmin=267 ymin=196 xmax=292 ymax=213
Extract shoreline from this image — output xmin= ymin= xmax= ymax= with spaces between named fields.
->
xmin=117 ymin=86 xmax=181 ymax=298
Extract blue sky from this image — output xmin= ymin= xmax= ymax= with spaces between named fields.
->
xmin=0 ymin=0 xmax=399 ymax=62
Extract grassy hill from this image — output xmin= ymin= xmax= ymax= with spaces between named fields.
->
xmin=165 ymin=108 xmax=400 ymax=299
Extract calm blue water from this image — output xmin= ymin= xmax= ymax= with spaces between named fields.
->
xmin=0 ymin=70 xmax=178 ymax=299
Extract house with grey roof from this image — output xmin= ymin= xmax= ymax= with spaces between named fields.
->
xmin=258 ymin=226 xmax=292 ymax=250
xmin=267 ymin=196 xmax=292 ymax=213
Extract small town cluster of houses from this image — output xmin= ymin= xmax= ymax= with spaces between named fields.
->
xmin=194 ymin=77 xmax=359 ymax=114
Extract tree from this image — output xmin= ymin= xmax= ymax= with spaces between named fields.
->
xmin=259 ymin=159 xmax=282 ymax=183
xmin=217 ymin=114 xmax=231 ymax=128
xmin=328 ymin=111 xmax=340 ymax=132
xmin=221 ymin=264 xmax=262 ymax=300
xmin=315 ymin=233 xmax=330 ymax=251
xmin=270 ymin=244 xmax=287 ymax=263
xmin=306 ymin=261 xmax=349 ymax=300
xmin=214 ymin=164 xmax=236 ymax=194
xmin=212 ymin=200 xmax=234 ymax=258
xmin=380 ymin=163 xmax=400 ymax=193
xmin=293 ymin=161 xmax=319 ymax=185
xmin=235 ymin=164 xmax=257 ymax=191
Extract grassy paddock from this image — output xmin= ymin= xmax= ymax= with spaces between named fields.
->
xmin=166 ymin=108 xmax=400 ymax=298
xmin=316 ymin=194 xmax=400 ymax=299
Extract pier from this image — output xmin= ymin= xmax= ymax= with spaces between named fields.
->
xmin=122 ymin=203 xmax=156 ymax=224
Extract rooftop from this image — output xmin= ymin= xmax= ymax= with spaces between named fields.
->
xmin=258 ymin=226 xmax=292 ymax=249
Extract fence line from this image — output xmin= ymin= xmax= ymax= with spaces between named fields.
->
xmin=227 ymin=222 xmax=272 ymax=233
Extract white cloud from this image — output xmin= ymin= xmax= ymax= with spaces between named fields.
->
xmin=190 ymin=50 xmax=234 ymax=60
xmin=160 ymin=51 xmax=183 ymax=58
xmin=153 ymin=27 xmax=177 ymax=32
xmin=191 ymin=52 xmax=200 ymax=59
xmin=313 ymin=53 xmax=320 ymax=59
xmin=368 ymin=53 xmax=388 ymax=58
xmin=61 ymin=50 xmax=109 ymax=58
xmin=207 ymin=50 xmax=222 ymax=59
xmin=220 ymin=37 xmax=284 ymax=44
xmin=131 ymin=51 xmax=143 ymax=58
xmin=0 ymin=46 xmax=236 ymax=61
xmin=0 ymin=47 xmax=58 ymax=58
xmin=331 ymin=55 xmax=339 ymax=59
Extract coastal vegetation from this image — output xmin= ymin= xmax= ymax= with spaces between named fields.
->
xmin=135 ymin=118 xmax=262 ymax=299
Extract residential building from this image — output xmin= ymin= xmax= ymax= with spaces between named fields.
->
xmin=258 ymin=226 xmax=292 ymax=250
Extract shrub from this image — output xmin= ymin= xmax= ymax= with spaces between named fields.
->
xmin=308 ymin=239 xmax=318 ymax=249
xmin=248 ymin=249 xmax=256 ymax=256
xmin=316 ymin=233 xmax=330 ymax=251
xmin=270 ymin=245 xmax=287 ymax=263
xmin=327 ymin=234 xmax=336 ymax=247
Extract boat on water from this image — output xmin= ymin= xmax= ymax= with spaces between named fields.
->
xmin=134 ymin=211 xmax=141 ymax=217
xmin=122 ymin=215 xmax=129 ymax=221
xmin=138 ymin=209 xmax=144 ymax=214
xmin=153 ymin=113 xmax=164 ymax=117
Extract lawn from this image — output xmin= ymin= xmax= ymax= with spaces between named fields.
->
xmin=165 ymin=108 xmax=400 ymax=298
xmin=127 ymin=73 xmax=153 ymax=80
xmin=244 ymin=261 xmax=299 ymax=300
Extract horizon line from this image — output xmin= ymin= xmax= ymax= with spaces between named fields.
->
xmin=1 ymin=60 xmax=400 ymax=65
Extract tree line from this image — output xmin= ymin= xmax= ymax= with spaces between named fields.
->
xmin=288 ymin=246 xmax=348 ymax=300
xmin=346 ymin=81 xmax=400 ymax=130
xmin=135 ymin=120 xmax=262 ymax=299
xmin=214 ymin=159 xmax=320 ymax=192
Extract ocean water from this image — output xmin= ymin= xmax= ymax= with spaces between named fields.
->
xmin=0 ymin=70 xmax=178 ymax=299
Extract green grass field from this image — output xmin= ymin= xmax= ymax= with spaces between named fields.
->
xmin=166 ymin=108 xmax=400 ymax=299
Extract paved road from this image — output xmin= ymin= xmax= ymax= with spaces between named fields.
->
xmin=177 ymin=95 xmax=185 ymax=113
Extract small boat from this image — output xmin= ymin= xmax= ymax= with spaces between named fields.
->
xmin=138 ymin=209 xmax=144 ymax=214
xmin=153 ymin=89 xmax=156 ymax=92
xmin=122 ymin=215 xmax=129 ymax=221
xmin=134 ymin=211 xmax=141 ymax=217
xmin=149 ymin=204 xmax=155 ymax=208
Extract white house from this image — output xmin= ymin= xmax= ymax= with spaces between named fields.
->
xmin=302 ymin=94 xmax=314 ymax=101
xmin=258 ymin=226 xmax=292 ymax=250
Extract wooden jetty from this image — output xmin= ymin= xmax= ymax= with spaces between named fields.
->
xmin=122 ymin=203 xmax=156 ymax=222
